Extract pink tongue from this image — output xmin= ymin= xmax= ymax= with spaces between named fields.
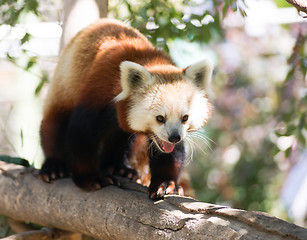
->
xmin=162 ymin=141 xmax=174 ymax=153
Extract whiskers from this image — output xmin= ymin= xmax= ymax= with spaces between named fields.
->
xmin=128 ymin=132 xmax=138 ymax=142
xmin=147 ymin=133 xmax=163 ymax=157
xmin=135 ymin=131 xmax=214 ymax=164
xmin=185 ymin=130 xmax=215 ymax=166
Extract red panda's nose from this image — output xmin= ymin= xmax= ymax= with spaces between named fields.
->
xmin=168 ymin=133 xmax=181 ymax=143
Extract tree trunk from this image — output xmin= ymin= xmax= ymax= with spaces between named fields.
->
xmin=59 ymin=0 xmax=108 ymax=52
xmin=0 ymin=160 xmax=306 ymax=240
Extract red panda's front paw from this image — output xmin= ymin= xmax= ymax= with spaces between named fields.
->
xmin=73 ymin=173 xmax=120 ymax=191
xmin=148 ymin=181 xmax=184 ymax=200
xmin=38 ymin=159 xmax=70 ymax=183
xmin=107 ymin=165 xmax=139 ymax=181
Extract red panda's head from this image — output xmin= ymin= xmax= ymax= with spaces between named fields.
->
xmin=114 ymin=60 xmax=213 ymax=153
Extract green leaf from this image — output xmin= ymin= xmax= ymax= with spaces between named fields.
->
xmin=0 ymin=155 xmax=29 ymax=167
xmin=25 ymin=56 xmax=37 ymax=70
xmin=297 ymin=131 xmax=307 ymax=147
xmin=273 ymin=145 xmax=280 ymax=156
xmin=223 ymin=2 xmax=229 ymax=19
xmin=285 ymin=124 xmax=296 ymax=136
xmin=25 ymin=0 xmax=39 ymax=12
xmin=300 ymin=57 xmax=307 ymax=76
xmin=21 ymin=32 xmax=31 ymax=44
xmin=285 ymin=68 xmax=295 ymax=82
xmin=273 ymin=0 xmax=292 ymax=8
xmin=285 ymin=147 xmax=292 ymax=158
xmin=298 ymin=113 xmax=306 ymax=130
xmin=0 ymin=216 xmax=13 ymax=238
xmin=239 ymin=7 xmax=247 ymax=18
xmin=5 ymin=8 xmax=22 ymax=25
xmin=35 ymin=71 xmax=49 ymax=95
xmin=6 ymin=53 xmax=16 ymax=63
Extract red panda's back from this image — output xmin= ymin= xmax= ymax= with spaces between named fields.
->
xmin=44 ymin=19 xmax=154 ymax=113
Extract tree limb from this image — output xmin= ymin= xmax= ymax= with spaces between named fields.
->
xmin=285 ymin=0 xmax=307 ymax=15
xmin=60 ymin=0 xmax=108 ymax=52
xmin=2 ymin=227 xmax=81 ymax=240
xmin=0 ymin=160 xmax=306 ymax=240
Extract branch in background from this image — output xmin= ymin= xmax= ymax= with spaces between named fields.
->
xmin=2 ymin=228 xmax=80 ymax=240
xmin=60 ymin=0 xmax=108 ymax=52
xmin=285 ymin=0 xmax=307 ymax=15
xmin=0 ymin=161 xmax=307 ymax=240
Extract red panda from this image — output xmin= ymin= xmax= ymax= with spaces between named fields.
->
xmin=39 ymin=19 xmax=213 ymax=199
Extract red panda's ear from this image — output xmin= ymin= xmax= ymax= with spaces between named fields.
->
xmin=115 ymin=61 xmax=151 ymax=102
xmin=184 ymin=59 xmax=213 ymax=91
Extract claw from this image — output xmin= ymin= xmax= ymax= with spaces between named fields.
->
xmin=73 ymin=173 xmax=120 ymax=191
xmin=111 ymin=165 xmax=139 ymax=180
xmin=148 ymin=181 xmax=184 ymax=200
xmin=38 ymin=159 xmax=69 ymax=183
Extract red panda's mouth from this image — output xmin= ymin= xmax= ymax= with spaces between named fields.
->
xmin=161 ymin=141 xmax=174 ymax=153
xmin=151 ymin=136 xmax=175 ymax=153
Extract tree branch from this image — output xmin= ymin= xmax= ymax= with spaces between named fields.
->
xmin=0 ymin=160 xmax=306 ymax=240
xmin=2 ymin=227 xmax=80 ymax=240
xmin=285 ymin=0 xmax=307 ymax=15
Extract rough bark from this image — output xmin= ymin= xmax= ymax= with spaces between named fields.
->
xmin=285 ymin=0 xmax=307 ymax=15
xmin=0 ymin=160 xmax=307 ymax=240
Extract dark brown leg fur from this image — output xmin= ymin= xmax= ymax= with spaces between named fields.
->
xmin=39 ymin=109 xmax=71 ymax=182
xmin=148 ymin=140 xmax=185 ymax=199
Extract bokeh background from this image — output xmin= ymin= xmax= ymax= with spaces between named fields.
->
xmin=0 ymin=0 xmax=306 ymax=234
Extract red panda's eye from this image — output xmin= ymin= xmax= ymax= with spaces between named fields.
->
xmin=182 ymin=114 xmax=189 ymax=123
xmin=156 ymin=115 xmax=165 ymax=124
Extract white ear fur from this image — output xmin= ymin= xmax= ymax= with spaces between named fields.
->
xmin=114 ymin=61 xmax=151 ymax=102
xmin=184 ymin=59 xmax=213 ymax=90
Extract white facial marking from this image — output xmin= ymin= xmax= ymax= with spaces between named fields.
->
xmin=127 ymin=80 xmax=210 ymax=143
xmin=116 ymin=60 xmax=213 ymax=152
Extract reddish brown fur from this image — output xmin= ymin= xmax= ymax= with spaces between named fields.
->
xmin=42 ymin=19 xmax=176 ymax=140
xmin=40 ymin=19 xmax=194 ymax=195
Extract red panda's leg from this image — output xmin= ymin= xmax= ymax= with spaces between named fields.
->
xmin=99 ymin=129 xmax=138 ymax=181
xmin=65 ymin=105 xmax=112 ymax=190
xmin=39 ymin=108 xmax=71 ymax=182
xmin=65 ymin=105 xmax=137 ymax=191
xmin=148 ymin=140 xmax=185 ymax=199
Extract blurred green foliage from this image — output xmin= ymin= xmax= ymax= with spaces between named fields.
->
xmin=111 ymin=0 xmax=247 ymax=49
xmin=1 ymin=0 xmax=39 ymax=25
xmin=113 ymin=0 xmax=306 ymax=220
xmin=276 ymin=33 xmax=307 ymax=152
xmin=0 ymin=216 xmax=14 ymax=238
xmin=0 ymin=0 xmax=49 ymax=95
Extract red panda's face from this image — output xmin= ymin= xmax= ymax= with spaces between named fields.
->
xmin=115 ymin=60 xmax=213 ymax=153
